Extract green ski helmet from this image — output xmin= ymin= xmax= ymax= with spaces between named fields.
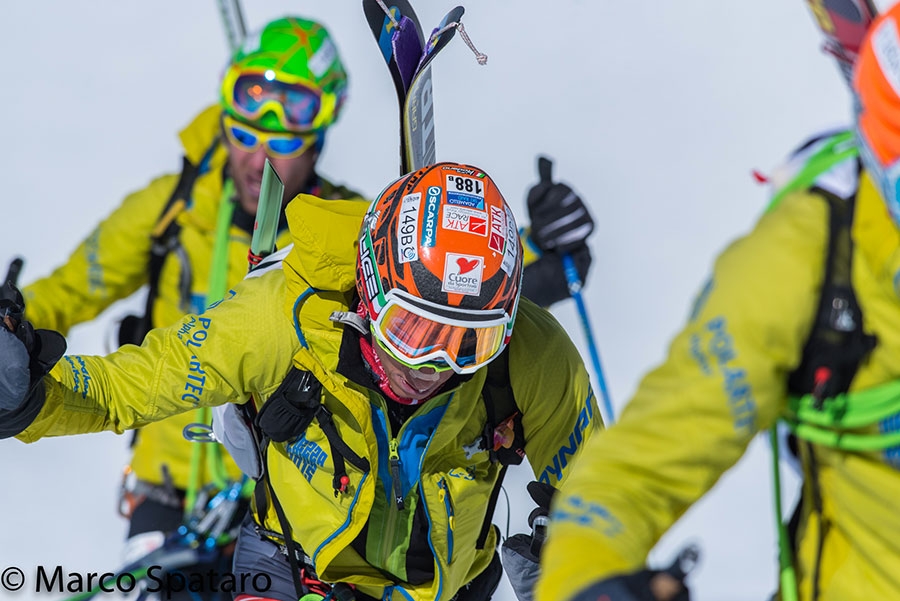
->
xmin=220 ymin=16 xmax=348 ymax=134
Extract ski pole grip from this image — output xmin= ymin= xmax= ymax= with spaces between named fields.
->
xmin=530 ymin=514 xmax=549 ymax=557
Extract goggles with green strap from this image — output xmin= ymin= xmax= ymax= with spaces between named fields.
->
xmin=221 ymin=67 xmax=340 ymax=133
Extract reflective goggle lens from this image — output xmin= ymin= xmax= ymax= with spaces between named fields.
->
xmin=374 ymin=302 xmax=507 ymax=374
xmin=232 ymin=73 xmax=322 ymax=130
xmin=223 ymin=116 xmax=314 ymax=159
xmin=266 ymin=136 xmax=307 ymax=155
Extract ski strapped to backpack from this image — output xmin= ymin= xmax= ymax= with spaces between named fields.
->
xmin=363 ymin=0 xmax=487 ymax=175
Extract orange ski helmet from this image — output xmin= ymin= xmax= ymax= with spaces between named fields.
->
xmin=854 ymin=3 xmax=900 ymax=222
xmin=356 ymin=163 xmax=523 ymax=374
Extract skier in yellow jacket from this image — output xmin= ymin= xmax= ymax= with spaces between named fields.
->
xmin=537 ymin=5 xmax=900 ymax=601
xmin=7 ymin=13 xmax=597 ymax=600
xmin=0 ymin=161 xmax=601 ymax=601
xmin=15 ymin=17 xmax=365 ymax=598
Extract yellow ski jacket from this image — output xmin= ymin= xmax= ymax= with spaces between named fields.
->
xmin=19 ymin=193 xmax=601 ymax=601
xmin=539 ymin=163 xmax=900 ymax=601
xmin=21 ymin=105 xmax=365 ymax=490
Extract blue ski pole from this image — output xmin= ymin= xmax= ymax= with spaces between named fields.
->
xmin=562 ymin=254 xmax=615 ymax=425
xmin=532 ymin=156 xmax=614 ymax=424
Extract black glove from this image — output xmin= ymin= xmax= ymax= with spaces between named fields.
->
xmin=521 ymin=244 xmax=592 ymax=307
xmin=568 ymin=546 xmax=699 ymax=601
xmin=526 ymin=156 xmax=594 ymax=255
xmin=500 ymin=482 xmax=558 ymax=601
xmin=0 ymin=280 xmax=66 ymax=416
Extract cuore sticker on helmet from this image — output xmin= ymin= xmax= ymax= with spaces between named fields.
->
xmin=441 ymin=252 xmax=485 ymax=296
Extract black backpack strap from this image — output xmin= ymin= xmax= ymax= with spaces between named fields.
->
xmin=481 ymin=347 xmax=525 ymax=466
xmin=117 ymin=155 xmax=201 ymax=347
xmin=267 ymin=477 xmax=308 ymax=599
xmin=249 ymin=366 xmax=371 ymax=600
xmin=476 ymin=465 xmax=507 ymax=550
xmin=118 ymin=138 xmax=221 ymax=347
xmin=786 ymin=186 xmax=877 ymax=406
xmin=314 ymin=404 xmax=370 ymax=494
xmin=475 ymin=347 xmax=525 ymax=548
xmin=782 ymin=184 xmax=877 ymax=597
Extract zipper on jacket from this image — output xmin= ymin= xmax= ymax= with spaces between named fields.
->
xmin=389 ymin=438 xmax=405 ymax=510
xmin=437 ymin=477 xmax=455 ymax=563
xmin=417 ymin=458 xmax=444 ymax=601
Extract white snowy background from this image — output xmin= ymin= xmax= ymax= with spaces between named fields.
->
xmin=0 ymin=1 xmax=871 ymax=600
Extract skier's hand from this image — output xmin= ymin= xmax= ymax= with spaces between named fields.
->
xmin=568 ymin=572 xmax=688 ymax=601
xmin=524 ymin=480 xmax=556 ymax=555
xmin=526 ymin=156 xmax=594 ymax=254
xmin=0 ymin=281 xmax=66 ymax=411
xmin=521 ymin=244 xmax=592 ymax=307
xmin=500 ymin=482 xmax=558 ymax=601
xmin=0 ymin=327 xmax=31 ymax=411
xmin=0 ymin=279 xmax=25 ymax=333
xmin=567 ymin=547 xmax=699 ymax=601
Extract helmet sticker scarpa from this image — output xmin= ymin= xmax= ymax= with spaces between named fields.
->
xmin=398 ymin=193 xmax=422 ymax=263
xmin=421 ymin=186 xmax=441 ymax=248
xmin=445 ymin=174 xmax=486 ymax=210
xmin=442 ymin=205 xmax=488 ymax=236
xmin=442 ymin=253 xmax=484 ymax=296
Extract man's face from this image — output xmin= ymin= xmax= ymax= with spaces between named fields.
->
xmin=224 ymin=120 xmax=319 ymax=214
xmin=372 ymin=342 xmax=455 ymax=401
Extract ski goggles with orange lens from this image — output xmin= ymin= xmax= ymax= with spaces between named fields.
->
xmin=222 ymin=68 xmax=337 ymax=132
xmin=223 ymin=115 xmax=318 ymax=159
xmin=370 ymin=290 xmax=513 ymax=375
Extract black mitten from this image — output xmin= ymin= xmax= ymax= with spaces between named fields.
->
xmin=521 ymin=244 xmax=592 ymax=307
xmin=526 ymin=156 xmax=594 ymax=254
xmin=0 ymin=280 xmax=66 ymax=409
xmin=569 ymin=546 xmax=699 ymax=601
